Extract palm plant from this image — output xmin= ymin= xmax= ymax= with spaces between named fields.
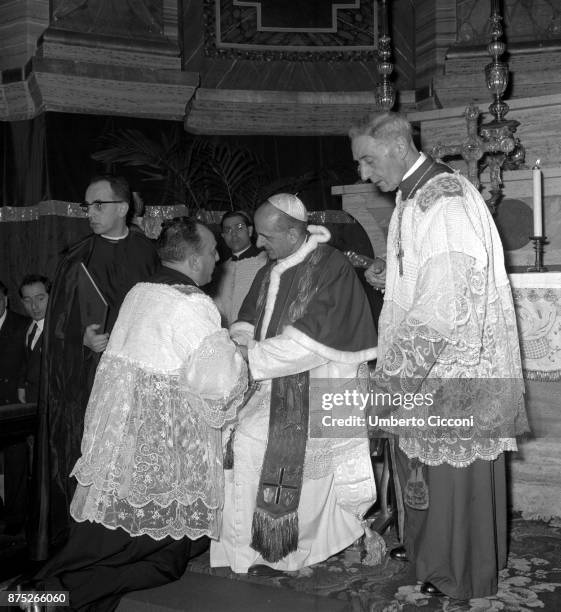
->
xmin=92 ymin=126 xmax=270 ymax=213
xmin=92 ymin=125 xmax=349 ymax=213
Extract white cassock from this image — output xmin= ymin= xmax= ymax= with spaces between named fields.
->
xmin=211 ymin=229 xmax=377 ymax=573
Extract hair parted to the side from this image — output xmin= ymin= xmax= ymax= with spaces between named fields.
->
xmin=348 ymin=111 xmax=412 ymax=143
xmin=220 ymin=210 xmax=252 ymax=230
xmin=19 ymin=274 xmax=51 ymax=297
xmin=157 ymin=216 xmax=204 ymax=262
xmin=88 ymin=174 xmax=131 ymax=206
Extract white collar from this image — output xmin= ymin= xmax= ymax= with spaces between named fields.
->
xmin=29 ymin=318 xmax=45 ymax=334
xmin=101 ymin=227 xmax=129 ymax=241
xmin=259 ymin=225 xmax=331 ymax=340
xmin=401 ymin=152 xmax=427 ymax=182
xmin=0 ymin=309 xmax=6 ymax=331
xmin=275 ymin=225 xmax=331 ymax=269
xmin=232 ymin=245 xmax=251 ymax=257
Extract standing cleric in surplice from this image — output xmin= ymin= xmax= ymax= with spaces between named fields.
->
xmin=351 ymin=112 xmax=528 ymax=599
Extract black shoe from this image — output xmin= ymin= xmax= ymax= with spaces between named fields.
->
xmin=389 ymin=546 xmax=408 ymax=561
xmin=247 ymin=564 xmax=286 ymax=577
xmin=420 ymin=581 xmax=445 ymax=596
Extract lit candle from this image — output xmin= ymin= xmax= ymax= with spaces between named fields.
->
xmin=533 ymin=160 xmax=542 ymax=237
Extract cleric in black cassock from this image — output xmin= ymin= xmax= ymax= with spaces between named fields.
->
xmin=30 ymin=176 xmax=159 ymax=560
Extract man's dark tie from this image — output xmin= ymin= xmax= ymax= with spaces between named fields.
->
xmin=27 ymin=323 xmax=38 ymax=351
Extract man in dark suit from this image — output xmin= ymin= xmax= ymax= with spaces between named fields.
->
xmin=0 ymin=279 xmax=31 ymax=534
xmin=17 ymin=275 xmax=50 ymax=404
xmin=3 ymin=275 xmax=51 ymax=537
xmin=0 ymin=280 xmax=29 ymax=405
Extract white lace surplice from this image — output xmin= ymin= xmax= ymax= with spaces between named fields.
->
xmin=70 ymin=283 xmax=247 ymax=540
xmin=376 ymin=173 xmax=528 ymax=467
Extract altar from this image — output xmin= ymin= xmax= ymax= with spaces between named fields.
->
xmin=508 ymin=272 xmax=561 ymax=520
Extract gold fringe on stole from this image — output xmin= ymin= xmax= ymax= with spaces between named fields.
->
xmin=250 ymin=507 xmax=299 ymax=563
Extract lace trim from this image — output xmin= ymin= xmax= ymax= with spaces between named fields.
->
xmin=71 ymin=347 xmax=247 ymax=539
xmin=398 ymin=438 xmax=518 ymax=468
xmin=71 ymin=485 xmax=221 ymax=540
xmin=376 ymin=180 xmax=528 ymax=465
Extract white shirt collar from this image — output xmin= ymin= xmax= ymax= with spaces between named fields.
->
xmin=232 ymin=245 xmax=251 ymax=258
xmin=101 ymin=227 xmax=129 ymax=241
xmin=401 ymin=152 xmax=427 ymax=182
xmin=0 ymin=309 xmax=6 ymax=331
xmin=29 ymin=318 xmax=45 ymax=334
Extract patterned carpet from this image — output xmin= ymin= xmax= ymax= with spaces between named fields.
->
xmin=188 ymin=516 xmax=561 ymax=611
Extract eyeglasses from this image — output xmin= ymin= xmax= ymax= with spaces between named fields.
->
xmin=222 ymin=223 xmax=247 ymax=235
xmin=80 ymin=200 xmax=123 ymax=212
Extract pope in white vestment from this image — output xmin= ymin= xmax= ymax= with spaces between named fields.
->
xmin=211 ymin=194 xmax=378 ymax=573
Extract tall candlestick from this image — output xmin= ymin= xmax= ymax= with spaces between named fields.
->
xmin=380 ymin=0 xmax=388 ymax=37
xmin=533 ymin=160 xmax=542 ymax=237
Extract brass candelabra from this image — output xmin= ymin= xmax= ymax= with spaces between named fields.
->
xmin=375 ymin=0 xmax=395 ymax=112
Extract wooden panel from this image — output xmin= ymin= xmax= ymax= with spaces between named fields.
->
xmin=434 ymin=46 xmax=561 ymax=108
xmin=37 ymin=28 xmax=181 ymax=70
xmin=35 ymin=74 xmax=195 ymax=121
xmin=414 ymin=0 xmax=457 ymax=90
xmin=408 ymin=94 xmax=561 ymax=177
xmin=0 ymin=60 xmax=198 ymax=122
xmin=185 ymin=87 xmax=417 ymax=135
xmin=163 ymin=0 xmax=180 ymax=43
xmin=392 ymin=0 xmax=416 ymax=90
xmin=0 ymin=79 xmax=40 ymax=122
xmin=200 ymin=58 xmax=380 ymax=92
xmin=0 ymin=0 xmax=49 ymax=71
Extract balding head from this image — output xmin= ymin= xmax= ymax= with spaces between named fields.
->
xmin=157 ymin=217 xmax=218 ymax=286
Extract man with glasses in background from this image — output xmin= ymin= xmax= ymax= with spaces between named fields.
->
xmin=30 ymin=175 xmax=159 ymax=561
xmin=212 ymin=211 xmax=267 ymax=326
